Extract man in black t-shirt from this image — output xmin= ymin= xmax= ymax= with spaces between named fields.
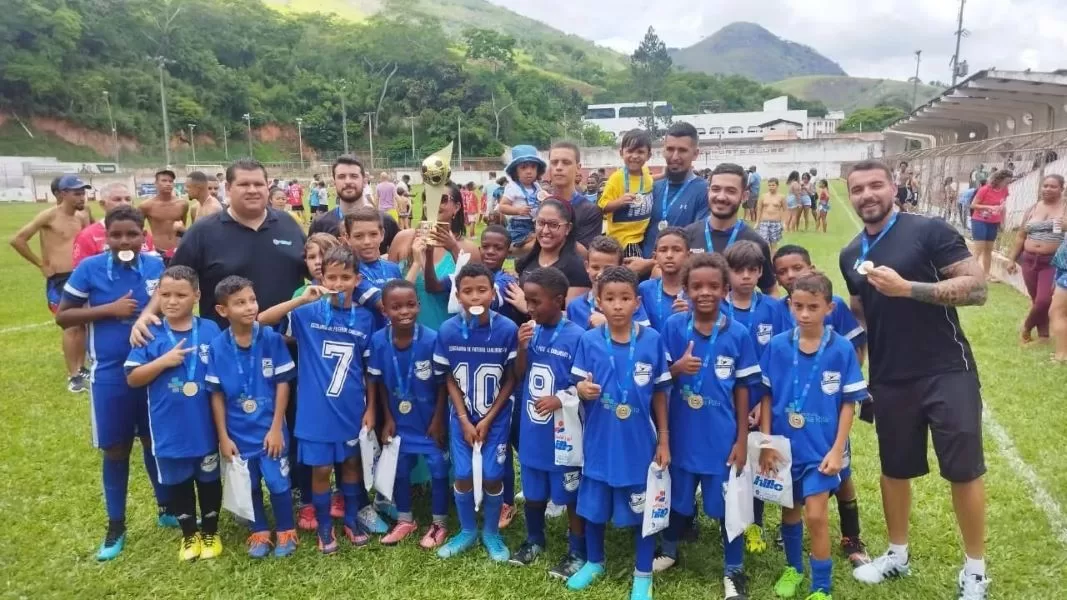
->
xmin=840 ymin=161 xmax=990 ymax=600
xmin=309 ymin=155 xmax=399 ymax=253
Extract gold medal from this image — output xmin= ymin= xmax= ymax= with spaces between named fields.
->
xmin=242 ymin=398 xmax=258 ymax=414
xmin=182 ymin=381 xmax=199 ymax=397
xmin=398 ymin=400 xmax=413 ymax=415
xmin=687 ymin=394 xmax=704 ymax=410
xmin=615 ymin=404 xmax=632 ymax=420
xmin=788 ymin=412 xmax=805 ymax=429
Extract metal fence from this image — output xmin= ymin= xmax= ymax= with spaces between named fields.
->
xmin=886 ymin=128 xmax=1067 ymax=251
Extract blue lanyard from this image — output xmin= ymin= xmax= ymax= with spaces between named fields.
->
xmin=854 ymin=212 xmax=898 ymax=269
xmin=389 ymin=325 xmax=419 ymax=400
xmin=686 ymin=314 xmax=725 ymax=387
xmin=661 ymin=175 xmax=695 ymax=223
xmin=362 ymin=259 xmax=387 ymax=284
xmin=705 ymin=220 xmax=743 ymax=253
xmin=106 ymin=252 xmax=143 ymax=281
xmin=790 ymin=327 xmax=831 ymax=414
xmin=164 ymin=318 xmax=199 ymax=384
xmin=623 ymin=168 xmax=647 ymax=195
xmin=321 ymin=294 xmax=357 ymax=329
xmin=534 ymin=318 xmax=567 ymax=349
xmin=603 ymin=323 xmax=638 ymax=406
xmin=656 ymin=279 xmax=682 ymax=325
xmin=518 ymin=184 xmax=538 ymax=213
xmin=460 ymin=310 xmax=494 ymax=340
xmin=229 ymin=323 xmax=260 ymax=399
xmin=724 ymin=293 xmax=761 ymax=334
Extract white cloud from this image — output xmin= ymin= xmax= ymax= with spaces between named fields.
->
xmin=487 ymin=0 xmax=1066 ymax=82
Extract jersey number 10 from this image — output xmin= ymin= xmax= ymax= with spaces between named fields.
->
xmin=452 ymin=362 xmax=503 ymax=418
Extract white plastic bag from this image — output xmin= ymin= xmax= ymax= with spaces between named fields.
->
xmin=724 ymin=465 xmax=755 ymax=542
xmin=553 ymin=387 xmax=584 ymax=468
xmin=747 ymin=432 xmax=794 ymax=509
xmin=373 ymin=435 xmax=402 ymax=501
xmin=221 ymin=457 xmax=255 ymax=523
xmin=359 ymin=426 xmax=381 ymax=492
xmin=472 ymin=441 xmax=484 ymax=511
xmin=446 ymin=250 xmax=473 ymax=314
xmin=641 ymin=462 xmax=671 ymax=538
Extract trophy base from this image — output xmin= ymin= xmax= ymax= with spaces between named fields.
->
xmin=420 ymin=221 xmax=450 ymax=246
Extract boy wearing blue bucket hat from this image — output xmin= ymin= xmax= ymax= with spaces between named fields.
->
xmin=498 ymin=145 xmax=547 ymax=254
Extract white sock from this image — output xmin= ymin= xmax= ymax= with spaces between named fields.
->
xmin=965 ymin=555 xmax=986 ymax=578
xmin=888 ymin=543 xmax=909 ymax=562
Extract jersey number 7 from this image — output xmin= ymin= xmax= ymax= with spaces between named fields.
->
xmin=322 ymin=341 xmax=354 ymax=397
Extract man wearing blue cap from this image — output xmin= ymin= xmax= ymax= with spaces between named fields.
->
xmin=498 ymin=144 xmax=547 ymax=255
xmin=10 ymin=174 xmax=93 ymax=392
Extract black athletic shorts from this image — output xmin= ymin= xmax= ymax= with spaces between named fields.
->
xmin=870 ymin=370 xmax=985 ymax=483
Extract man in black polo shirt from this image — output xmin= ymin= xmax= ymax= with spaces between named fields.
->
xmin=840 ymin=160 xmax=989 ymax=600
xmin=129 ymin=158 xmax=307 ymax=334
xmin=310 ymin=155 xmax=399 ymax=253
xmin=683 ymin=162 xmax=776 ymax=293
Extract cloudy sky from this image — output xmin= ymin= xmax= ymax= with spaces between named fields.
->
xmin=487 ymin=0 xmax=1066 ymax=82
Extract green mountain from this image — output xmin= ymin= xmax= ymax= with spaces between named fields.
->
xmin=773 ymin=76 xmax=942 ymax=113
xmin=668 ymin=22 xmax=846 ymax=83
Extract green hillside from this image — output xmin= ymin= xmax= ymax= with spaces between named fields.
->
xmin=772 ymin=76 xmax=942 ymax=113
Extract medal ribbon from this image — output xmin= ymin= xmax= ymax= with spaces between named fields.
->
xmin=321 ymin=293 xmax=357 ymax=329
xmin=106 ymin=251 xmax=143 ymax=281
xmin=389 ymin=324 xmax=420 ymax=401
xmin=854 ymin=211 xmax=898 ymax=269
xmin=622 ymin=168 xmax=647 ymax=195
xmin=533 ymin=318 xmax=566 ymax=349
xmin=229 ymin=322 xmax=260 ymax=399
xmin=603 ymin=323 xmax=638 ymax=407
xmin=705 ymin=219 xmax=744 ymax=253
xmin=460 ymin=310 xmax=494 ymax=341
xmin=660 ymin=175 xmax=695 ymax=224
xmin=685 ymin=314 xmax=725 ymax=391
xmin=790 ymin=327 xmax=831 ymax=415
xmin=724 ymin=293 xmax=761 ymax=336
xmin=164 ymin=317 xmax=199 ymax=385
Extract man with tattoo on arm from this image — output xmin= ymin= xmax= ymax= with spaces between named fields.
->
xmin=839 ymin=161 xmax=989 ymax=600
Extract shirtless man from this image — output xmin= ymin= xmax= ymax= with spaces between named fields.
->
xmin=186 ymin=171 xmax=223 ymax=223
xmin=10 ymin=175 xmax=92 ymax=392
xmin=138 ymin=169 xmax=187 ymax=264
xmin=756 ymin=176 xmax=787 ymax=253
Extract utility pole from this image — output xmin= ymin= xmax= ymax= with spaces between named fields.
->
xmin=102 ymin=91 xmax=118 ymax=163
xmin=222 ymin=125 xmax=229 ymax=160
xmin=912 ymin=50 xmax=922 ymax=109
xmin=154 ymin=56 xmax=172 ymax=166
xmin=339 ymin=80 xmax=349 ymax=154
xmin=363 ymin=112 xmax=375 ymax=170
xmin=296 ymin=117 xmax=304 ymax=170
xmin=951 ymin=0 xmax=967 ymax=85
xmin=243 ymin=113 xmax=253 ymax=157
xmin=457 ymin=114 xmax=463 ymax=167
xmin=188 ymin=123 xmax=196 ymax=163
xmin=405 ymin=116 xmax=417 ymax=161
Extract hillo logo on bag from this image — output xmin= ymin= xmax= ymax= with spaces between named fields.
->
xmin=753 ymin=474 xmax=785 ymax=491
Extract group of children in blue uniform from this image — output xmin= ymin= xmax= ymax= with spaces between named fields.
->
xmin=58 ymin=202 xmax=871 ymax=600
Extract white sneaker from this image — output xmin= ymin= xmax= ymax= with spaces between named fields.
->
xmin=514 ymin=490 xmax=525 ymax=503
xmin=545 ymin=500 xmax=565 ymax=518
xmin=957 ymin=569 xmax=990 ymax=600
xmin=651 ymin=552 xmax=677 ymax=573
xmin=853 ymin=549 xmax=910 ymax=584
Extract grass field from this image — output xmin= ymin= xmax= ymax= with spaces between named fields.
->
xmin=2 ymin=182 xmax=1066 ymax=598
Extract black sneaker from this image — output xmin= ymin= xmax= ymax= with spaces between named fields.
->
xmin=68 ymin=373 xmax=88 ymax=393
xmin=723 ymin=571 xmax=749 ymax=600
xmin=841 ymin=535 xmax=871 ymax=567
xmin=508 ymin=541 xmax=544 ymax=566
xmin=547 ymin=552 xmax=586 ymax=580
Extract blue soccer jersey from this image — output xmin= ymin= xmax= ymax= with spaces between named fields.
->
xmin=566 ymin=290 xmax=652 ymax=330
xmin=759 ymin=329 xmax=867 ymax=467
xmin=637 ymin=278 xmax=689 ymax=333
xmin=723 ymin=293 xmax=780 ymax=355
xmin=433 ymin=311 xmax=518 ymax=425
xmin=356 ymin=258 xmax=403 ymax=329
xmin=773 ymin=296 xmax=867 ymax=350
xmin=206 ymin=324 xmax=296 ymax=455
xmin=367 ymin=324 xmax=442 ymax=455
xmin=519 ymin=318 xmax=585 ymax=472
xmin=439 ymin=269 xmax=521 ymax=322
xmin=662 ymin=312 xmax=761 ymax=475
xmin=571 ymin=325 xmax=672 ymax=487
xmin=63 ymin=252 xmax=164 ymax=384
xmin=125 ymin=318 xmax=221 ymax=458
xmin=286 ymin=299 xmax=374 ymax=443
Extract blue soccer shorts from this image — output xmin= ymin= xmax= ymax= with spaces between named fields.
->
xmin=156 ymin=453 xmax=222 ymax=485
xmin=247 ymin=451 xmax=292 ymax=495
xmin=577 ymin=477 xmax=644 ymax=528
xmin=670 ymin=466 xmax=727 ymax=519
xmin=450 ymin=412 xmax=511 ymax=482
xmin=520 ymin=464 xmax=581 ymax=506
xmin=90 ymin=379 xmax=148 ymax=449
xmin=792 ymin=463 xmax=841 ymax=505
xmin=297 ymin=438 xmax=359 ymax=467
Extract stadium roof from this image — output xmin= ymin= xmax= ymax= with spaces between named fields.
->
xmin=886 ymin=69 xmax=1067 ymax=145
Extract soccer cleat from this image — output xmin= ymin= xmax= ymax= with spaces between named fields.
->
xmin=852 ymin=550 xmax=910 ymax=584
xmin=630 ymin=574 xmax=653 ymax=600
xmin=157 ymin=506 xmax=179 ymax=529
xmin=95 ymin=523 xmax=126 ymax=561
xmin=482 ymin=532 xmax=510 ymax=562
xmin=724 ymin=572 xmax=749 ymax=600
xmin=330 ymin=492 xmax=344 ymax=519
xmin=198 ymin=532 xmax=222 ymax=559
xmin=651 ymin=550 xmax=677 ymax=573
xmin=358 ymin=505 xmax=389 ymax=534
xmin=744 ymin=525 xmax=767 ymax=554
xmin=344 ymin=523 xmax=370 ymax=547
xmin=804 ymin=593 xmax=832 ymax=600
xmin=437 ymin=529 xmax=479 ymax=559
xmin=545 ymin=501 xmax=565 ymax=519
xmin=420 ymin=523 xmax=448 ymax=549
xmin=246 ymin=531 xmax=272 ymax=559
xmin=68 ymin=373 xmax=88 ymax=393
xmin=317 ymin=528 xmax=339 ymax=555
xmin=774 ymin=566 xmax=805 ymax=598
xmin=179 ymin=533 xmax=202 ymax=562
xmin=297 ymin=504 xmax=318 ymax=531
xmin=775 ymin=525 xmax=784 ymax=549
xmin=375 ymin=494 xmax=399 ymax=521
xmin=566 ymin=561 xmax=605 ymax=591
xmin=514 ymin=490 xmax=525 ymax=503
xmin=548 ymin=552 xmax=586 ymax=580
xmin=508 ymin=541 xmax=544 ymax=566
xmin=841 ymin=536 xmax=871 ymax=567
xmin=381 ymin=520 xmax=418 ymax=546
xmin=275 ymin=530 xmax=298 ymax=557
xmin=498 ymin=503 xmax=516 ymax=529
xmin=957 ymin=569 xmax=990 ymax=600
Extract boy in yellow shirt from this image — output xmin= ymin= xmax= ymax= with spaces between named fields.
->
xmin=599 ymin=129 xmax=654 ymax=257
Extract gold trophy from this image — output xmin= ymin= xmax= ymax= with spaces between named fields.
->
xmin=420 ymin=142 xmax=453 ymax=245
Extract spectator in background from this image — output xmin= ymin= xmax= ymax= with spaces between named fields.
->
xmin=483 ymin=171 xmax=499 ymax=209
xmin=958 ymin=180 xmax=982 ymax=230
xmin=745 ymin=165 xmax=761 ymax=222
xmin=214 ymin=172 xmax=227 ymax=205
xmin=397 ymin=174 xmax=411 ymax=197
xmin=377 ymin=171 xmax=398 ymax=222
xmin=286 ymin=179 xmax=305 ymax=224
xmin=462 ymin=181 xmax=480 ymax=238
xmin=970 ymin=169 xmax=1012 ymax=281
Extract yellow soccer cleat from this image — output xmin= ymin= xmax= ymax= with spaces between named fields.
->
xmin=198 ymin=532 xmax=223 ymax=560
xmin=179 ymin=533 xmax=202 ymax=562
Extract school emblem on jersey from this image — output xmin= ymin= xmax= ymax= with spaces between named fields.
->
xmin=757 ymin=323 xmax=774 ymax=345
xmin=261 ymin=358 xmax=274 ymax=378
xmin=495 ymin=443 xmax=508 ymax=465
xmin=629 ymin=492 xmax=646 ymax=513
xmin=145 ymin=278 xmax=160 ymax=295
xmin=821 ymin=371 xmax=841 ymax=395
xmin=279 ymin=456 xmax=290 ymax=477
xmin=199 ymin=344 xmax=210 ymax=364
xmin=633 ymin=362 xmax=653 ymax=386
xmin=563 ymin=470 xmax=581 ymax=492
xmin=715 ymin=356 xmax=735 ymax=380
xmin=201 ymin=453 xmax=220 ymax=473
xmin=415 ymin=360 xmax=433 ymax=381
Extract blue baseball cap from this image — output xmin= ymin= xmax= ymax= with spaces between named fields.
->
xmin=56 ymin=175 xmax=91 ymax=191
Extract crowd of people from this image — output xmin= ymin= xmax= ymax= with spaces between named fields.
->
xmin=10 ymin=119 xmax=1019 ymax=600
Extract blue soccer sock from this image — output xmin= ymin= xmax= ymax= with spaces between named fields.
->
xmin=753 ymin=498 xmax=765 ymax=527
xmin=810 ymin=556 xmax=832 ymax=593
xmin=312 ymin=491 xmax=332 ymax=540
xmin=341 ymin=482 xmax=361 ymax=529
xmin=585 ymin=521 xmax=606 ymax=564
xmin=482 ymin=489 xmax=504 ymax=536
xmin=271 ymin=490 xmax=295 ymax=531
xmin=568 ymin=529 xmax=587 ymax=559
xmin=394 ymin=476 xmax=413 ymax=519
xmin=524 ymin=503 xmax=547 ymax=546
xmin=661 ymin=510 xmax=686 ymax=558
xmin=635 ymin=530 xmax=656 ymax=575
xmin=455 ymin=487 xmax=478 ymax=533
xmin=782 ymin=521 xmax=805 ymax=573
xmin=721 ymin=522 xmax=744 ymax=575
xmin=140 ymin=447 xmax=168 ymax=509
xmin=430 ymin=477 xmax=449 ymax=522
xmin=102 ymin=455 xmax=130 ymax=522
xmin=503 ymin=448 xmax=515 ymax=504
xmin=250 ymin=483 xmax=269 ymax=533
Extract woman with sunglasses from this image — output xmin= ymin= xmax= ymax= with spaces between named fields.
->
xmin=514 ymin=199 xmax=591 ymax=301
